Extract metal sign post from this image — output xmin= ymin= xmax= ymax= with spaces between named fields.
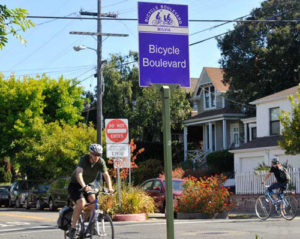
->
xmin=114 ymin=158 xmax=123 ymax=206
xmin=161 ymin=86 xmax=174 ymax=239
xmin=138 ymin=3 xmax=189 ymax=239
xmin=105 ymin=118 xmax=130 ymax=206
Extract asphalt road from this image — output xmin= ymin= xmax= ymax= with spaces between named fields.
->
xmin=0 ymin=207 xmax=299 ymax=239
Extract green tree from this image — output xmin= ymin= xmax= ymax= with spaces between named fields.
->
xmin=217 ymin=0 xmax=300 ymax=108
xmin=0 ymin=5 xmax=33 ymax=49
xmin=279 ymin=85 xmax=300 ymax=155
xmin=16 ymin=120 xmax=96 ymax=180
xmin=0 ymin=74 xmax=84 ymax=156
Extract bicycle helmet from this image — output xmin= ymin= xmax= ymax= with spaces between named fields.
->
xmin=271 ymin=158 xmax=279 ymax=164
xmin=89 ymin=144 xmax=103 ymax=155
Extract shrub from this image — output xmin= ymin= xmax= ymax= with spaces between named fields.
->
xmin=184 ymin=168 xmax=213 ymax=178
xmin=176 ymin=174 xmax=233 ymax=217
xmin=159 ymin=167 xmax=185 ymax=179
xmin=0 ymin=168 xmax=12 ymax=183
xmin=206 ymin=150 xmax=233 ymax=174
xmin=181 ymin=159 xmax=194 ymax=170
xmin=132 ymin=159 xmax=163 ymax=185
xmin=98 ymin=186 xmax=155 ymax=215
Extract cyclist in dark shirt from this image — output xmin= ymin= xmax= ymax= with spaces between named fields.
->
xmin=262 ymin=158 xmax=288 ymax=194
xmin=67 ymin=144 xmax=114 ymax=239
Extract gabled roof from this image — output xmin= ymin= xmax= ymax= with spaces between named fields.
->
xmin=203 ymin=67 xmax=229 ymax=92
xmin=184 ymin=78 xmax=198 ymax=94
xmin=251 ymin=85 xmax=299 ymax=105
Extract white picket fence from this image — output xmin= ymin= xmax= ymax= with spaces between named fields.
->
xmin=235 ymin=168 xmax=300 ymax=194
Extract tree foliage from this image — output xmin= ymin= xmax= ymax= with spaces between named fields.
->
xmin=0 ymin=5 xmax=33 ymax=49
xmin=217 ymin=0 xmax=300 ymax=108
xmin=101 ymin=52 xmax=192 ymax=142
xmin=0 ymin=74 xmax=88 ymax=180
xmin=0 ymin=74 xmax=84 ymax=156
xmin=16 ymin=120 xmax=96 ymax=180
xmin=279 ymin=85 xmax=300 ymax=155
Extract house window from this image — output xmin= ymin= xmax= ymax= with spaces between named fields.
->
xmin=270 ymin=107 xmax=280 ymax=135
xmin=210 ymin=86 xmax=215 ymax=107
xmin=251 ymin=127 xmax=257 ymax=140
xmin=204 ymin=88 xmax=210 ymax=108
xmin=203 ymin=86 xmax=216 ymax=109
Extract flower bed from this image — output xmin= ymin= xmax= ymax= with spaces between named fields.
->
xmin=97 ymin=186 xmax=155 ymax=220
xmin=176 ymin=174 xmax=233 ymax=218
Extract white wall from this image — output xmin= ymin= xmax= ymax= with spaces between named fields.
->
xmin=256 ymin=98 xmax=292 ymax=137
xmin=234 ymin=147 xmax=300 ymax=173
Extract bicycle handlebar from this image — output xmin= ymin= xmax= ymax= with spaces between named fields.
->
xmin=79 ymin=187 xmax=115 ymax=195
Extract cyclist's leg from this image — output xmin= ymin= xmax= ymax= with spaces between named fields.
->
xmin=68 ymin=183 xmax=87 ymax=229
xmin=268 ymin=182 xmax=281 ymax=193
xmin=72 ymin=198 xmax=86 ymax=227
xmin=87 ymin=194 xmax=96 ymax=218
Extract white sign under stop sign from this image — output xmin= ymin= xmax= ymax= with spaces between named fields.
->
xmin=105 ymin=119 xmax=129 ymax=144
xmin=106 ymin=144 xmax=129 ymax=158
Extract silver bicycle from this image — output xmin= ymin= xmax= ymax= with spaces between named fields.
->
xmin=65 ymin=188 xmax=114 ymax=239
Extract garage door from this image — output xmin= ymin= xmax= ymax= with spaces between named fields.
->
xmin=240 ymin=156 xmax=264 ymax=172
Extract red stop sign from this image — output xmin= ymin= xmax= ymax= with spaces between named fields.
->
xmin=106 ymin=119 xmax=128 ymax=143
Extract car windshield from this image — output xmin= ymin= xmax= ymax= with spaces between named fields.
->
xmin=38 ymin=184 xmax=50 ymax=193
xmin=163 ymin=180 xmax=183 ymax=191
xmin=0 ymin=188 xmax=8 ymax=193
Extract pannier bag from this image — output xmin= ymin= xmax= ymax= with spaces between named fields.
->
xmin=57 ymin=206 xmax=73 ymax=231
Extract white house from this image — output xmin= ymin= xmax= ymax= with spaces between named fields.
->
xmin=183 ymin=67 xmax=245 ymax=162
xmin=230 ymin=85 xmax=300 ymax=194
xmin=231 ymin=85 xmax=300 ymax=173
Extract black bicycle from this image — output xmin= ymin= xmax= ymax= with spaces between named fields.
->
xmin=255 ymin=184 xmax=298 ymax=221
xmin=65 ymin=188 xmax=114 ymax=239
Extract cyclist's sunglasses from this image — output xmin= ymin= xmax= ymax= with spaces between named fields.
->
xmin=91 ymin=152 xmax=101 ymax=157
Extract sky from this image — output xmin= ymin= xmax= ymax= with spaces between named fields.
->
xmin=1 ymin=0 xmax=264 ymax=92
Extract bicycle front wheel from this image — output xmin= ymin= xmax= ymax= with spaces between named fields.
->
xmin=255 ymin=195 xmax=272 ymax=220
xmin=281 ymin=195 xmax=298 ymax=220
xmin=90 ymin=213 xmax=114 ymax=239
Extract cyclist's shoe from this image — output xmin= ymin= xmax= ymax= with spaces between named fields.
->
xmin=67 ymin=226 xmax=76 ymax=239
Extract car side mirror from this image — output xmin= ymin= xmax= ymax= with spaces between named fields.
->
xmin=153 ymin=186 xmax=162 ymax=192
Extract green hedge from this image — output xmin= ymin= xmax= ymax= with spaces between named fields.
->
xmin=206 ymin=150 xmax=233 ymax=174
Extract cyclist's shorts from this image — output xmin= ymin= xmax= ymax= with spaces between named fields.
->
xmin=68 ymin=182 xmax=89 ymax=203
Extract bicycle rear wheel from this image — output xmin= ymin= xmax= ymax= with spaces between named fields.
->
xmin=90 ymin=213 xmax=114 ymax=239
xmin=255 ymin=195 xmax=272 ymax=220
xmin=281 ymin=195 xmax=298 ymax=220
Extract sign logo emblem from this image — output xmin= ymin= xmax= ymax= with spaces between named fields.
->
xmin=149 ymin=9 xmax=178 ymax=27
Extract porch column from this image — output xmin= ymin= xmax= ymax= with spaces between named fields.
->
xmin=209 ymin=122 xmax=213 ymax=152
xmin=184 ymin=126 xmax=188 ymax=161
xmin=244 ymin=123 xmax=248 ymax=143
xmin=223 ymin=119 xmax=227 ymax=149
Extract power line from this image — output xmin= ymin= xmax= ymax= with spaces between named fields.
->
xmin=189 ymin=32 xmax=228 ymax=46
xmin=190 ymin=14 xmax=249 ymax=36
xmin=1 ymin=64 xmax=94 ymax=73
xmin=6 ymin=66 xmax=95 ymax=78
xmin=102 ymin=0 xmax=129 ymax=9
xmin=27 ymin=16 xmax=300 ymax=23
xmin=9 ymin=20 xmax=75 ymax=71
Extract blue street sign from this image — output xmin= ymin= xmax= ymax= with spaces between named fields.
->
xmin=138 ymin=2 xmax=190 ymax=88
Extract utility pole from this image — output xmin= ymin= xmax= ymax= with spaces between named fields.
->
xmin=71 ymin=1 xmax=128 ymax=145
xmin=96 ymin=0 xmax=103 ymax=145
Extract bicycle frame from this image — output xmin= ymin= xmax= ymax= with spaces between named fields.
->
xmin=79 ymin=197 xmax=99 ymax=238
xmin=265 ymin=190 xmax=284 ymax=206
